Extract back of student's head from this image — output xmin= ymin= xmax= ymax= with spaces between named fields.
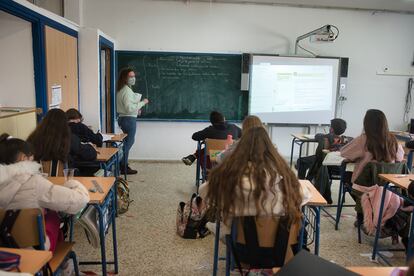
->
xmin=210 ymin=111 xmax=225 ymax=125
xmin=66 ymin=108 xmax=83 ymax=121
xmin=242 ymin=115 xmax=263 ymax=133
xmin=363 ymin=109 xmax=397 ymax=162
xmin=27 ymin=109 xmax=71 ymax=162
xmin=0 ymin=133 xmax=32 ymax=164
xmin=206 ymin=127 xmax=302 ymax=225
xmin=330 ymin=118 xmax=347 ymax=135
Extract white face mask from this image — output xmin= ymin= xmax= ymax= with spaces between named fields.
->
xmin=127 ymin=77 xmax=136 ymax=86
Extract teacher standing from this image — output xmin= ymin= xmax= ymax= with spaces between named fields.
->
xmin=116 ymin=68 xmax=149 ymax=175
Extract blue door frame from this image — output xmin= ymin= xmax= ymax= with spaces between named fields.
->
xmin=0 ymin=0 xmax=78 ymax=118
xmin=99 ymin=36 xmax=115 ymax=132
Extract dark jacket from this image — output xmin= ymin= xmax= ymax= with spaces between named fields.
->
xmin=192 ymin=123 xmax=241 ymax=141
xmin=69 ymin=134 xmax=97 ymax=165
xmin=69 ymin=122 xmax=103 ymax=147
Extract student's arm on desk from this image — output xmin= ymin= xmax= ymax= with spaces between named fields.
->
xmin=36 ymin=176 xmax=89 ymax=214
xmin=340 ymin=135 xmax=365 ymax=162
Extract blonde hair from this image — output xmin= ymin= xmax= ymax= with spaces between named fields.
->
xmin=242 ymin=115 xmax=263 ymax=133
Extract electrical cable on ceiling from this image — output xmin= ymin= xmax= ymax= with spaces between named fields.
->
xmin=297 ymin=43 xmax=317 ymax=57
xmin=404 ymin=78 xmax=413 ymax=122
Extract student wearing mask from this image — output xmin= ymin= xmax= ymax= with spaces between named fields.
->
xmin=116 ymin=68 xmax=149 ymax=175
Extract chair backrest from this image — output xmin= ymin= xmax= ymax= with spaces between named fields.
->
xmin=205 ymin=138 xmax=228 ymax=152
xmin=355 ymin=161 xmax=407 ymax=188
xmin=41 ymin=160 xmax=65 ymax=177
xmin=0 ymin=208 xmax=45 ymax=248
xmin=232 ymin=216 xmax=300 ymax=268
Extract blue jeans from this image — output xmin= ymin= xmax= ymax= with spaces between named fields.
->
xmin=118 ymin=116 xmax=137 ymax=166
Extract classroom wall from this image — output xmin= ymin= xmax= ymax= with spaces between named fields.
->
xmin=0 ymin=10 xmax=36 ymax=107
xmin=84 ymin=0 xmax=414 ymax=160
xmin=78 ymin=28 xmax=115 ymax=131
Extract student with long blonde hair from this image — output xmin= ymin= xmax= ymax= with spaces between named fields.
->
xmin=200 ymin=127 xmax=310 ymax=267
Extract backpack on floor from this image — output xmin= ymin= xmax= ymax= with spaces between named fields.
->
xmin=116 ymin=177 xmax=133 ymax=214
xmin=176 ymin=193 xmax=208 ymax=239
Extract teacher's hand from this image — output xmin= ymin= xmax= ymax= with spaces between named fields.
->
xmin=143 ymin=98 xmax=149 ymax=104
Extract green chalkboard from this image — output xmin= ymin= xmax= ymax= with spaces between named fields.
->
xmin=116 ymin=51 xmax=247 ymax=121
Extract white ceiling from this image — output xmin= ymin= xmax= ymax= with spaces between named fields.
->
xmin=172 ymin=0 xmax=414 ymax=13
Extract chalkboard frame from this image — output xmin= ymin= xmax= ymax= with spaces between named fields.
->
xmin=115 ymin=50 xmax=245 ymax=123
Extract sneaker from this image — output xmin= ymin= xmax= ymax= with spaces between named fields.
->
xmin=121 ymin=166 xmax=137 ymax=175
xmin=182 ymin=154 xmax=196 ymax=166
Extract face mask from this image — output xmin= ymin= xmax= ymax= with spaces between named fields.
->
xmin=127 ymin=77 xmax=136 ymax=86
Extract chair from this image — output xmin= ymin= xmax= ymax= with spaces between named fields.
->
xmin=195 ymin=138 xmax=229 ymax=192
xmin=41 ymin=160 xmax=66 ymax=177
xmin=338 ymin=162 xmax=407 ymax=244
xmin=0 ymin=209 xmax=80 ymax=275
xmin=213 ymin=216 xmax=300 ymax=276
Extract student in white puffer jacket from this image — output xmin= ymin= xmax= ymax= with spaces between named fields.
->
xmin=0 ymin=133 xmax=89 ymax=252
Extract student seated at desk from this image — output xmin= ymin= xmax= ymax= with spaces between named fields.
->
xmin=182 ymin=111 xmax=241 ymax=167
xmin=340 ymin=110 xmax=404 ymax=233
xmin=200 ymin=127 xmax=311 ymax=264
xmin=0 ymin=133 xmax=89 ymax=252
xmin=27 ymin=109 xmax=98 ymax=176
xmin=216 ymin=115 xmax=263 ymax=163
xmin=66 ymin=108 xmax=103 ymax=147
xmin=296 ymin=118 xmax=348 ymax=180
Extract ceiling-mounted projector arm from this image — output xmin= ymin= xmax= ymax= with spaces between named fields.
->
xmin=294 ymin=24 xmax=332 ymax=55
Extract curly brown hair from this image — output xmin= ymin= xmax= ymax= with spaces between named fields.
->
xmin=206 ymin=127 xmax=303 ymax=224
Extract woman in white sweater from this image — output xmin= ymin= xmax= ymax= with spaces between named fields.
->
xmin=0 ymin=134 xmax=89 ymax=252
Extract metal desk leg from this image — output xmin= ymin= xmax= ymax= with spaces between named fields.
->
xmin=290 ymin=138 xmax=296 ymax=168
xmin=297 ymin=142 xmax=304 ymax=177
xmin=122 ymin=142 xmax=128 ymax=180
xmin=408 ymin=151 xmax=414 ymax=173
xmin=372 ymin=183 xmax=389 ymax=261
xmin=299 ymin=206 xmax=306 ymax=250
xmin=335 ymin=175 xmax=344 ymax=230
xmin=69 ymin=215 xmax=74 ymax=242
xmin=213 ymin=221 xmax=221 ymax=276
xmin=315 ymin=206 xmax=321 ymax=255
xmin=96 ymin=205 xmax=108 ymax=276
xmin=111 ymin=197 xmax=119 ymax=273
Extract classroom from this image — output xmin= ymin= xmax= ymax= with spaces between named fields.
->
xmin=0 ymin=0 xmax=414 ymax=275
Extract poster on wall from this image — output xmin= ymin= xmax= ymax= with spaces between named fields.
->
xmin=50 ymin=85 xmax=62 ymax=109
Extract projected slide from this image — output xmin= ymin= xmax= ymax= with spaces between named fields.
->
xmin=249 ymin=56 xmax=339 ymax=125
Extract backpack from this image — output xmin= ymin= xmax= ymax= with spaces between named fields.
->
xmin=116 ymin=177 xmax=133 ymax=214
xmin=176 ymin=193 xmax=208 ymax=239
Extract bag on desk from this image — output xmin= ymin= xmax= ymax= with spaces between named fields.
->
xmin=176 ymin=193 xmax=209 ymax=239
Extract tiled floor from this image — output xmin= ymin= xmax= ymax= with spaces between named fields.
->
xmin=72 ymin=162 xmax=406 ymax=275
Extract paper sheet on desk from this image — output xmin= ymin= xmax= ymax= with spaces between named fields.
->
xmin=101 ymin=134 xmax=115 ymax=142
xmin=303 ymin=134 xmax=315 ymax=139
xmin=322 ymin=151 xmax=345 ymax=166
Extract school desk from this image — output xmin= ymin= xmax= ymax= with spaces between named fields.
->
xmin=212 ymin=180 xmax=327 ymax=276
xmin=299 ymin=180 xmax=328 ymax=256
xmin=272 ymin=266 xmax=407 ymax=275
xmin=48 ymin=177 xmax=118 ymax=276
xmin=373 ymin=174 xmax=414 ymax=265
xmin=0 ymin=247 xmax=52 ymax=275
xmin=289 ymin=134 xmax=319 ymax=172
xmin=103 ymin=133 xmax=128 ymax=180
xmin=96 ymin=147 xmax=120 ymax=177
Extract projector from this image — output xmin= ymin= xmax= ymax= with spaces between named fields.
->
xmin=309 ymin=33 xmax=335 ymax=43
